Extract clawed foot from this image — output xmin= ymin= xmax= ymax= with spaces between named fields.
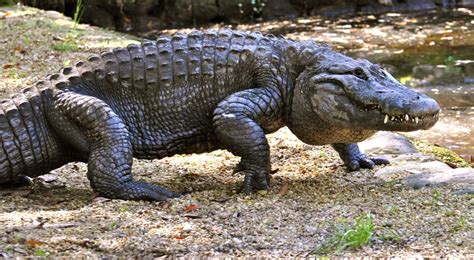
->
xmin=347 ymin=156 xmax=390 ymax=171
xmin=233 ymin=161 xmax=270 ymax=193
xmin=104 ymin=181 xmax=180 ymax=201
xmin=332 ymin=143 xmax=390 ymax=172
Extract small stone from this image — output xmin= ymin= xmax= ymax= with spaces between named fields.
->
xmin=232 ymin=237 xmax=243 ymax=248
xmin=38 ymin=174 xmax=57 ymax=183
xmin=304 ymin=225 xmax=318 ymax=234
xmin=182 ymin=222 xmax=192 ymax=232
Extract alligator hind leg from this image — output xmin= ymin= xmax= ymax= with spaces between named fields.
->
xmin=52 ymin=91 xmax=179 ymax=201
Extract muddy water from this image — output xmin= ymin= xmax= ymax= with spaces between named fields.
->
xmin=406 ymin=85 xmax=474 ymax=162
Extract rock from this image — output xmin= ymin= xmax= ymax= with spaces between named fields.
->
xmin=36 ymin=173 xmax=65 ymax=189
xmin=261 ymin=0 xmax=300 ymax=20
xmin=218 ymin=0 xmax=253 ymax=23
xmin=401 ymin=0 xmax=436 ymax=11
xmin=456 ymin=0 xmax=474 ymax=7
xmin=38 ymin=174 xmax=58 ymax=183
xmin=162 ymin=0 xmax=220 ymax=26
xmin=452 ymin=187 xmax=474 ymax=195
xmin=358 ymin=2 xmax=394 ymax=14
xmin=317 ymin=4 xmax=357 ymax=17
xmin=412 ymin=64 xmax=435 ymax=79
xmin=388 ymin=153 xmax=437 ymax=164
xmin=403 ymin=167 xmax=474 ymax=189
xmin=81 ymin=5 xmax=115 ymax=30
xmin=374 ymin=161 xmax=452 ymax=181
xmin=359 ymin=131 xmax=418 ymax=155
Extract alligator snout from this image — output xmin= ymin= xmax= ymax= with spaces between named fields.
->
xmin=409 ymin=93 xmax=440 ymax=116
xmin=381 ymin=92 xmax=440 ymax=117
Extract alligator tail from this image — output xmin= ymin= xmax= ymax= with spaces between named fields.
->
xmin=0 ymin=86 xmax=64 ymax=184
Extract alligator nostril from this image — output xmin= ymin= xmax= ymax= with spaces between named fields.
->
xmin=417 ymin=96 xmax=420 ymax=100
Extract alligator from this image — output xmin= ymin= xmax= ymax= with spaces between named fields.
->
xmin=0 ymin=30 xmax=440 ymax=201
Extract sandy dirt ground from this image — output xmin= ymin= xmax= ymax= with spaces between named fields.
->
xmin=0 ymin=6 xmax=473 ymax=257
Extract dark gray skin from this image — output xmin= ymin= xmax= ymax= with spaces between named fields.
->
xmin=0 ymin=30 xmax=440 ymax=201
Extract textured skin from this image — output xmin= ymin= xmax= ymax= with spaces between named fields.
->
xmin=0 ymin=30 xmax=440 ymax=200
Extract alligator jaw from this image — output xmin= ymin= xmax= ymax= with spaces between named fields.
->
xmin=360 ymin=104 xmax=440 ymax=131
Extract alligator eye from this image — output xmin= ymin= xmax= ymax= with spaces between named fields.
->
xmin=354 ymin=67 xmax=368 ymax=80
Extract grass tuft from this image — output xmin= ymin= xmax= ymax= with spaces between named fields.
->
xmin=73 ymin=0 xmax=84 ymax=28
xmin=52 ymin=43 xmax=79 ymax=52
xmin=313 ymin=212 xmax=374 ymax=255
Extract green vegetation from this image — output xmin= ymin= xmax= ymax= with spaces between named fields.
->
xmin=0 ymin=0 xmax=16 ymax=7
xmin=110 ymin=220 xmax=119 ymax=230
xmin=414 ymin=141 xmax=471 ymax=168
xmin=451 ymin=216 xmax=467 ymax=232
xmin=119 ymin=205 xmax=128 ymax=213
xmin=73 ymin=0 xmax=84 ymax=28
xmin=34 ymin=249 xmax=47 ymax=257
xmin=360 ymin=45 xmax=474 ymax=79
xmin=51 ymin=43 xmax=79 ymax=52
xmin=431 ymin=190 xmax=443 ymax=207
xmin=313 ymin=212 xmax=374 ymax=255
xmin=430 ymin=145 xmax=471 ymax=167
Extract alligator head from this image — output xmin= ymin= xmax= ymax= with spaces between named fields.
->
xmin=287 ymin=49 xmax=440 ymax=145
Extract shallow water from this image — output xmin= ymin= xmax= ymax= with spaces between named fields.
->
xmin=406 ymin=85 xmax=474 ymax=162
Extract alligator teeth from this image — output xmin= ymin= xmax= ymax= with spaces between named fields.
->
xmin=405 ymin=114 xmax=409 ymax=121
xmin=384 ymin=114 xmax=389 ymax=124
xmin=391 ymin=116 xmax=395 ymax=121
xmin=415 ymin=117 xmax=419 ymax=124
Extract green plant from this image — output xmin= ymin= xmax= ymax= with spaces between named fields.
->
xmin=34 ymin=249 xmax=47 ymax=257
xmin=431 ymin=190 xmax=442 ymax=207
xmin=0 ymin=0 xmax=15 ymax=7
xmin=313 ymin=212 xmax=374 ymax=255
xmin=451 ymin=216 xmax=467 ymax=232
xmin=52 ymin=43 xmax=79 ymax=52
xmin=110 ymin=220 xmax=119 ymax=230
xmin=73 ymin=0 xmax=84 ymax=28
xmin=119 ymin=205 xmax=128 ymax=213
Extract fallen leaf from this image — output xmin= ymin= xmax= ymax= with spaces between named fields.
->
xmin=277 ymin=182 xmax=289 ymax=196
xmin=184 ymin=204 xmax=199 ymax=213
xmin=14 ymin=46 xmax=27 ymax=54
xmin=172 ymin=234 xmax=187 ymax=240
xmin=25 ymin=239 xmax=44 ymax=248
xmin=2 ymin=64 xmax=14 ymax=69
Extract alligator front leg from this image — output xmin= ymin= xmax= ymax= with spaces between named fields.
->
xmin=212 ymin=86 xmax=284 ymax=193
xmin=332 ymin=143 xmax=389 ymax=171
xmin=51 ymin=91 xmax=179 ymax=201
